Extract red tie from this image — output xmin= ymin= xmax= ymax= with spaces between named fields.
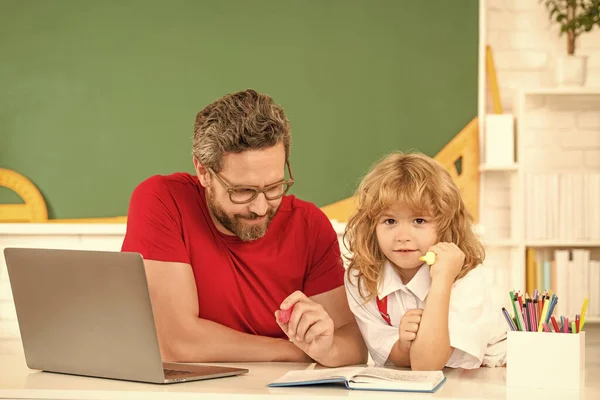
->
xmin=376 ymin=296 xmax=392 ymax=326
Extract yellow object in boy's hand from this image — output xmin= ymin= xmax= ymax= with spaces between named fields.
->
xmin=419 ymin=251 xmax=436 ymax=265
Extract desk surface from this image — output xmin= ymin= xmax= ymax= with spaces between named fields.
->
xmin=2 ymin=325 xmax=600 ymax=400
xmin=0 ymin=354 xmax=598 ymax=400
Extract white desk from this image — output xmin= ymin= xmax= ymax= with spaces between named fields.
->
xmin=0 ymin=344 xmax=599 ymax=400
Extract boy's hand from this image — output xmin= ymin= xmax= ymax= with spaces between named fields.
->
xmin=427 ymin=242 xmax=465 ymax=284
xmin=398 ymin=308 xmax=423 ymax=350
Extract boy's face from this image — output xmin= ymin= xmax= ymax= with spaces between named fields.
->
xmin=375 ymin=202 xmax=438 ymax=283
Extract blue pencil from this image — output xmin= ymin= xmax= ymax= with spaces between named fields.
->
xmin=546 ymin=296 xmax=558 ymax=324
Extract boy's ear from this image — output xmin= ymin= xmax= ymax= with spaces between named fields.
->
xmin=193 ymin=157 xmax=210 ymax=187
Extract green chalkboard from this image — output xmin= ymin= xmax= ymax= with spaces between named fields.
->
xmin=0 ymin=0 xmax=479 ymax=219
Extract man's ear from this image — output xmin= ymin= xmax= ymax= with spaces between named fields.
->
xmin=193 ymin=157 xmax=210 ymax=187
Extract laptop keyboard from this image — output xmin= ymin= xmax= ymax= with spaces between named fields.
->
xmin=163 ymin=369 xmax=198 ymax=379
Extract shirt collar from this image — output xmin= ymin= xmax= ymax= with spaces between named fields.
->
xmin=377 ymin=260 xmax=432 ymax=302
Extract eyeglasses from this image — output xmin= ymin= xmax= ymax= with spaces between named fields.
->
xmin=208 ymin=160 xmax=295 ymax=204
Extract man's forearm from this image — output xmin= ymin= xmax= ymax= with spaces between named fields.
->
xmin=388 ymin=340 xmax=411 ymax=367
xmin=410 ymin=280 xmax=453 ymax=370
xmin=313 ymin=322 xmax=368 ymax=367
xmin=162 ymin=317 xmax=310 ymax=363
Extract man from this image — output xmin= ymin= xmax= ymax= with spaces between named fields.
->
xmin=121 ymin=89 xmax=367 ymax=366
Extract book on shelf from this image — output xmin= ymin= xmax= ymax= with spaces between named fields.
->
xmin=525 ymin=172 xmax=600 ymax=241
xmin=525 ymin=248 xmax=600 ymax=318
xmin=268 ymin=366 xmax=446 ymax=393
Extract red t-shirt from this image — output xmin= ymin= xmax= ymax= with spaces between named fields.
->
xmin=121 ymin=172 xmax=344 ymax=339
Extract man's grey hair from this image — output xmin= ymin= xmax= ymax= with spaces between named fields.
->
xmin=192 ymin=89 xmax=291 ymax=172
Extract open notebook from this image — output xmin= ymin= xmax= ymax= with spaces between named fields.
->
xmin=268 ymin=366 xmax=446 ymax=393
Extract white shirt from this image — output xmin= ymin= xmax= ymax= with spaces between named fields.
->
xmin=344 ymin=261 xmax=507 ymax=369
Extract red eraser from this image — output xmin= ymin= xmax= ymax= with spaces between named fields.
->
xmin=278 ymin=305 xmax=295 ymax=324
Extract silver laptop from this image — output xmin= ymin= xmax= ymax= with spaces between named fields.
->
xmin=3 ymin=247 xmax=248 ymax=384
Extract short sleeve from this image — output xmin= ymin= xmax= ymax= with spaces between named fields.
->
xmin=121 ymin=176 xmax=190 ymax=264
xmin=344 ymin=270 xmax=398 ymax=366
xmin=446 ymin=268 xmax=493 ymax=369
xmin=302 ymin=206 xmax=344 ymax=297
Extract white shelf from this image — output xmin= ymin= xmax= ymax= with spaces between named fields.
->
xmin=483 ymin=239 xmax=518 ymax=248
xmin=520 ymin=87 xmax=600 ymax=96
xmin=525 ymin=241 xmax=600 ymax=248
xmin=479 ymin=164 xmax=518 ymax=172
xmin=480 ymin=89 xmax=600 ymax=296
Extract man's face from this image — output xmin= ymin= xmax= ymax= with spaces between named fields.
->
xmin=197 ymin=142 xmax=287 ymax=241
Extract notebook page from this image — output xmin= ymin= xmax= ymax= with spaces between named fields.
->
xmin=269 ymin=366 xmax=364 ymax=384
xmin=355 ymin=367 xmax=442 ymax=382
xmin=350 ymin=367 xmax=444 ymax=390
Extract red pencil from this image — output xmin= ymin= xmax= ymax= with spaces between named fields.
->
xmin=518 ymin=295 xmax=524 ymax=313
xmin=551 ymin=316 xmax=560 ymax=333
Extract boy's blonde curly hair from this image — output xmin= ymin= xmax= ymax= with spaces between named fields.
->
xmin=344 ymin=151 xmax=484 ymax=302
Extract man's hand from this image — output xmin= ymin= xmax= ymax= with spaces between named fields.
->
xmin=427 ymin=242 xmax=465 ymax=284
xmin=398 ymin=308 xmax=423 ymax=350
xmin=275 ymin=291 xmax=335 ymax=361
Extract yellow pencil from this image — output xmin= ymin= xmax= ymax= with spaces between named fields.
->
xmin=580 ymin=298 xmax=589 ymax=330
xmin=538 ymin=298 xmax=550 ymax=332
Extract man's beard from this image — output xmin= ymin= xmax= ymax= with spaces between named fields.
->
xmin=207 ymin=190 xmax=277 ymax=241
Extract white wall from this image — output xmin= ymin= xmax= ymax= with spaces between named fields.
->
xmin=486 ymin=0 xmax=600 ymax=112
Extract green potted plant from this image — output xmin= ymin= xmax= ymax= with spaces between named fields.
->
xmin=540 ymin=0 xmax=600 ymax=86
